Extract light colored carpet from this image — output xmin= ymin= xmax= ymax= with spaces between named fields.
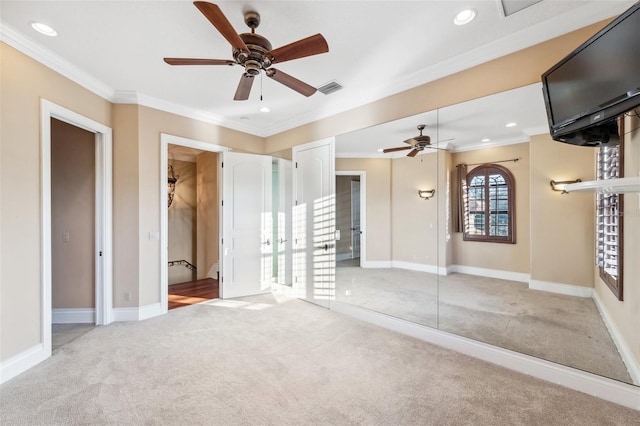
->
xmin=1 ymin=293 xmax=639 ymax=425
xmin=335 ymin=267 xmax=632 ymax=383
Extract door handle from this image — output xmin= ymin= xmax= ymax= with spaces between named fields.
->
xmin=279 ymin=238 xmax=287 ymax=244
xmin=262 ymin=239 xmax=271 ymax=246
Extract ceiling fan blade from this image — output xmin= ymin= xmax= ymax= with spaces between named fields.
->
xmin=382 ymin=146 xmax=412 ymax=153
xmin=234 ymin=74 xmax=254 ymax=101
xmin=407 ymin=149 xmax=420 ymax=157
xmin=164 ymin=58 xmax=236 ymax=66
xmin=403 ymin=138 xmax=418 ymax=146
xmin=268 ymin=34 xmax=329 ymax=64
xmin=267 ymin=68 xmax=316 ymax=97
xmin=194 ymin=1 xmax=249 ymax=53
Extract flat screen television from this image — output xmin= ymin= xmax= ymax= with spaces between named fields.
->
xmin=541 ymin=2 xmax=640 ymax=147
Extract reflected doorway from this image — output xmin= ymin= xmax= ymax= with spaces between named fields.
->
xmin=336 ymin=172 xmax=365 ymax=268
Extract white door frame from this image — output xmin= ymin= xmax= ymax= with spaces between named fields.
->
xmin=41 ymin=99 xmax=113 ymax=355
xmin=159 ymin=134 xmax=227 ymax=313
xmin=335 ymin=171 xmax=367 ymax=266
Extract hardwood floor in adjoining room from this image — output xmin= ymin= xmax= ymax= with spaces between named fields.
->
xmin=168 ymin=278 xmax=219 ymax=310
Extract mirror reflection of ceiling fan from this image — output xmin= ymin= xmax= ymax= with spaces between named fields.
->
xmin=382 ymin=125 xmax=451 ymax=157
xmin=163 ymin=1 xmax=329 ymax=100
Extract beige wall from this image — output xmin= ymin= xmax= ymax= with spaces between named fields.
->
xmin=196 ymin=151 xmax=219 ymax=280
xmin=595 ymin=113 xmax=640 ymax=368
xmin=1 ymin=43 xmax=112 ymax=361
xmin=529 ymin=134 xmax=596 ymax=287
xmin=112 ymin=104 xmax=140 ymax=307
xmin=451 ymin=143 xmax=531 ymax=273
xmin=391 ymin=154 xmax=439 ymax=265
xmin=51 ymin=119 xmax=95 ymax=309
xmin=335 ymin=158 xmax=391 ymax=262
xmin=168 ymin=160 xmax=197 ymax=285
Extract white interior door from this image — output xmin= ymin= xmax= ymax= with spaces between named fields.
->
xmin=277 ymin=159 xmax=293 ymax=286
xmin=221 ymin=152 xmax=272 ymax=299
xmin=292 ymin=138 xmax=335 ymax=307
xmin=350 ymin=180 xmax=361 ymax=259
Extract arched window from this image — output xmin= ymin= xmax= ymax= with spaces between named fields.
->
xmin=464 ymin=164 xmax=515 ymax=243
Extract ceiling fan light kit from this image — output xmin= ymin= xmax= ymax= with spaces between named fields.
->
xmin=164 ymin=1 xmax=329 ymax=101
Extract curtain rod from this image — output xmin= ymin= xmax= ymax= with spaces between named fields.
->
xmin=456 ymin=158 xmax=520 ymax=167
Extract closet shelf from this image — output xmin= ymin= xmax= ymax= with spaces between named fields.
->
xmin=563 ymin=177 xmax=640 ymax=194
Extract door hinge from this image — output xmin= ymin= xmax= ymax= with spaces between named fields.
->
xmin=221 ymin=200 xmax=224 ymax=206
xmin=295 ymin=162 xmax=298 ymax=168
xmin=295 ymin=200 xmax=298 ymax=206
xmin=221 ymin=162 xmax=224 ymax=168
xmin=221 ymin=238 xmax=224 ymax=245
xmin=99 ymin=251 xmax=103 ymax=257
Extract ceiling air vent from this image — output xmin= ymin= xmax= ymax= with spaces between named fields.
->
xmin=500 ymin=0 xmax=542 ymax=17
xmin=317 ymin=80 xmax=344 ymax=95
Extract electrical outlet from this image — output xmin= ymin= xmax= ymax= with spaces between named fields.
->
xmin=62 ymin=232 xmax=70 ymax=242
xmin=124 ymin=291 xmax=131 ymax=302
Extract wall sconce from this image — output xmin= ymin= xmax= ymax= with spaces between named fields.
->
xmin=168 ymin=164 xmax=179 ymax=208
xmin=418 ymin=189 xmax=436 ymax=200
xmin=550 ymin=179 xmax=581 ymax=194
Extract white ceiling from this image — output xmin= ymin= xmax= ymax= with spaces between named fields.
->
xmin=1 ymin=0 xmax=635 ymax=143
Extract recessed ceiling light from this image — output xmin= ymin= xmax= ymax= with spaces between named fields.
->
xmin=31 ymin=22 xmax=57 ymax=37
xmin=454 ymin=9 xmax=477 ymax=26
xmin=505 ymin=122 xmax=517 ymax=128
xmin=259 ymin=106 xmax=270 ymax=113
xmin=481 ymin=138 xmax=491 ymax=142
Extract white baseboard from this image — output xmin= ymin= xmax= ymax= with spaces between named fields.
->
xmin=528 ymin=280 xmax=594 ymax=298
xmin=52 ymin=308 xmax=95 ymax=324
xmin=0 ymin=343 xmax=49 ymax=385
xmin=391 ymin=261 xmax=448 ymax=276
xmin=449 ymin=265 xmax=530 ymax=283
xmin=361 ymin=260 xmax=391 ymax=268
xmin=336 ymin=253 xmax=353 ymax=262
xmin=113 ymin=303 xmax=163 ymax=322
xmin=592 ymin=291 xmax=640 ymax=386
xmin=139 ymin=303 xmax=163 ymax=321
xmin=331 ymin=300 xmax=640 ymax=411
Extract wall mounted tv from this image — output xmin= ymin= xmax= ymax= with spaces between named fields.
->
xmin=541 ymin=2 xmax=640 ymax=147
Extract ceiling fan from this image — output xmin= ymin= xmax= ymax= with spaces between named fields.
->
xmin=383 ymin=125 xmax=446 ymax=157
xmin=163 ymin=1 xmax=329 ymax=100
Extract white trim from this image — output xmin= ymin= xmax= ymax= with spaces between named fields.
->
xmin=112 ymin=303 xmax=164 ymax=322
xmin=391 ymin=260 xmax=449 ymax=276
xmin=52 ymin=309 xmax=95 ymax=324
xmin=361 ymin=260 xmax=392 ymax=269
xmin=0 ymin=344 xmax=47 ymax=385
xmin=449 ymin=265 xmax=530 ymax=283
xmin=139 ymin=303 xmax=164 ymax=321
xmin=592 ymin=291 xmax=640 ymax=386
xmin=529 ymin=279 xmax=593 ymax=298
xmin=160 ymin=134 xmax=227 ymax=313
xmin=41 ymin=100 xmax=114 ymax=370
xmin=330 ymin=301 xmax=640 ymax=411
xmin=336 ymin=253 xmax=353 ymax=262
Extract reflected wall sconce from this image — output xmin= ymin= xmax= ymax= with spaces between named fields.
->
xmin=550 ymin=179 xmax=581 ymax=194
xmin=168 ymin=164 xmax=179 ymax=208
xmin=418 ymin=189 xmax=436 ymax=200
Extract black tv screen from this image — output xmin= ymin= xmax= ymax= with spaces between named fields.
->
xmin=542 ymin=2 xmax=640 ymax=146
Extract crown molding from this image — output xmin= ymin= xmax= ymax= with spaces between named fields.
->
xmin=1 ymin=22 xmax=114 ymax=100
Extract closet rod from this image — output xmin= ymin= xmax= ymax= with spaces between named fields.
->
xmin=456 ymin=158 xmax=520 ymax=167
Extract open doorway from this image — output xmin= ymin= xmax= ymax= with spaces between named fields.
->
xmin=166 ymin=144 xmax=220 ymax=309
xmin=335 ymin=172 xmax=365 ymax=268
xmin=50 ymin=118 xmax=98 ymax=347
xmin=41 ymin=99 xmax=113 ymax=361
